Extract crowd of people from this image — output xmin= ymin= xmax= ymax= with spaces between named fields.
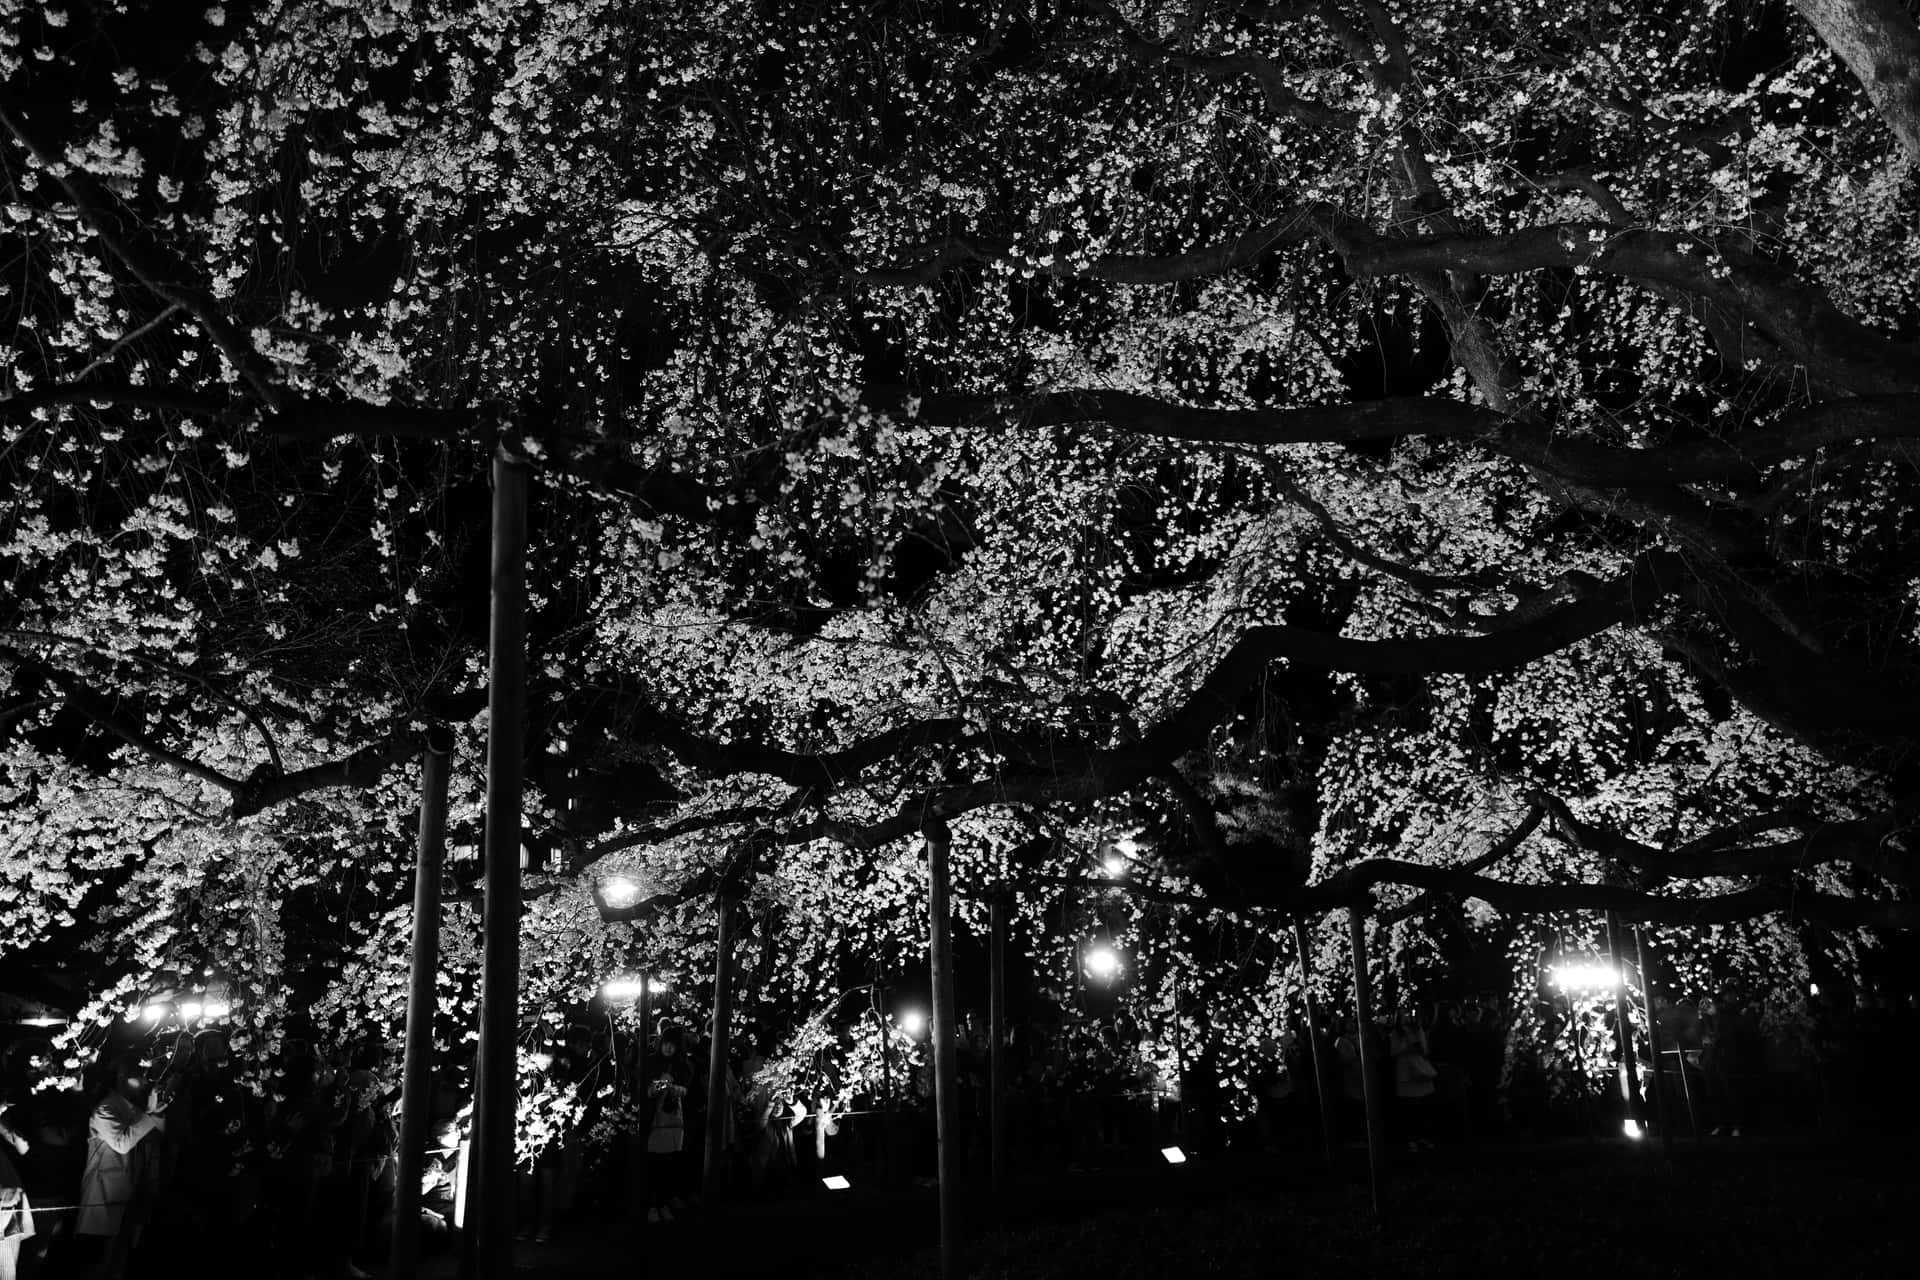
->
xmin=1 ymin=984 xmax=1916 ymax=1278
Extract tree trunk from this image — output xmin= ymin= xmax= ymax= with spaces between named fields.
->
xmin=1794 ymin=0 xmax=1920 ymax=164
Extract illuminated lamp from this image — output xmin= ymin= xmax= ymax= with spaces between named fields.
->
xmin=593 ymin=873 xmax=649 ymax=923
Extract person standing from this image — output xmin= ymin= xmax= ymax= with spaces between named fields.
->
xmin=76 ymin=1060 xmax=167 ymax=1280
xmin=1 ymin=1109 xmax=34 ymax=1280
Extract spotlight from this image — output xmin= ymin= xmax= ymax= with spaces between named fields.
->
xmin=1550 ymin=962 xmax=1619 ymax=992
xmin=141 ymin=1003 xmax=168 ymax=1024
xmin=202 ymin=1001 xmax=232 ymax=1020
xmin=899 ymin=1010 xmax=926 ymax=1036
xmin=178 ymin=1000 xmax=205 ymax=1021
xmin=602 ymin=976 xmax=645 ymax=1001
xmin=1623 ymin=1118 xmax=1645 ymax=1140
xmin=1102 ymin=853 xmax=1127 ymax=878
xmin=1084 ymin=943 xmax=1121 ymax=981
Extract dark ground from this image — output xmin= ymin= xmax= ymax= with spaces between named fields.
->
xmin=422 ymin=1131 xmax=1918 ymax=1278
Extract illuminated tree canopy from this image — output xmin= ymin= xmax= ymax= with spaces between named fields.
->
xmin=3 ymin=0 xmax=1917 ymax=1091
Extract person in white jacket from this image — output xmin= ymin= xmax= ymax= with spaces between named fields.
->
xmin=76 ymin=1062 xmax=167 ymax=1280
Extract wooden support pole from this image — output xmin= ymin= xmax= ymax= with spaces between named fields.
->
xmin=1348 ymin=899 xmax=1387 ymax=1219
xmin=703 ymin=891 xmax=740 ymax=1200
xmin=1633 ymin=926 xmax=1673 ymax=1161
xmin=925 ymin=818 xmax=961 ymax=1280
xmin=392 ymin=736 xmax=451 ymax=1279
xmin=1605 ymin=911 xmax=1645 ymax=1131
xmin=473 ymin=449 xmax=528 ymax=1279
xmin=1292 ymin=917 xmax=1339 ymax=1169
xmin=989 ymin=894 xmax=1008 ymax=1201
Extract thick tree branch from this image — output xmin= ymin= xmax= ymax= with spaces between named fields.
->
xmin=1378 ymin=800 xmax=1547 ymax=924
xmin=1335 ymin=222 xmax=1920 ymax=397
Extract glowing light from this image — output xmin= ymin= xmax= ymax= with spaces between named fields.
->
xmin=1809 ymin=982 xmax=1820 ymax=996
xmin=179 ymin=1001 xmax=204 ymax=1021
xmin=1550 ymin=962 xmax=1619 ymax=992
xmin=141 ymin=1003 xmax=168 ymax=1024
xmin=1102 ymin=854 xmax=1127 ymax=878
xmin=822 ymin=1175 xmax=851 ymax=1190
xmin=648 ymin=978 xmax=670 ymax=994
xmin=15 ymin=1016 xmax=65 ymax=1027
xmin=1622 ymin=1118 xmax=1644 ymax=1140
xmin=899 ymin=1010 xmax=926 ymax=1036
xmin=602 ymin=976 xmax=645 ymax=1000
xmin=598 ymin=875 xmax=644 ymax=909
xmin=201 ymin=1001 xmax=232 ymax=1020
xmin=1160 ymin=1146 xmax=1187 ymax=1164
xmin=1084 ymin=943 xmax=1121 ymax=980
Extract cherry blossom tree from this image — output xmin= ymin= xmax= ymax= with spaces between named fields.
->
xmin=3 ymin=0 xmax=1917 ymax=1103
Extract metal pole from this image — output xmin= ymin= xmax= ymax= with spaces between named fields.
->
xmin=1172 ymin=971 xmax=1187 ymax=1140
xmin=873 ymin=986 xmax=893 ymax=1181
xmin=926 ymin=818 xmax=961 ymax=1280
xmin=1292 ymin=917 xmax=1339 ymax=1168
xmin=392 ymin=738 xmax=451 ymax=1279
xmin=474 ymin=448 xmax=528 ymax=1279
xmin=1605 ymin=912 xmax=1644 ymax=1130
xmin=1633 ymin=927 xmax=1673 ymax=1161
xmin=631 ymin=970 xmax=651 ymax=1227
xmin=703 ymin=891 xmax=740 ymax=1200
xmin=1348 ymin=899 xmax=1387 ymax=1219
xmin=989 ymin=894 xmax=1008 ymax=1201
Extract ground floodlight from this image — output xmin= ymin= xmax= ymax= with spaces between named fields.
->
xmin=593 ymin=873 xmax=648 ymax=922
xmin=1084 ymin=942 xmax=1121 ymax=980
xmin=1622 ymin=1118 xmax=1644 ymax=1140
xmin=822 ymin=1175 xmax=851 ymax=1190
xmin=900 ymin=1010 xmax=926 ymax=1036
xmin=1161 ymin=1146 xmax=1187 ymax=1164
xmin=602 ymin=975 xmax=645 ymax=1001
